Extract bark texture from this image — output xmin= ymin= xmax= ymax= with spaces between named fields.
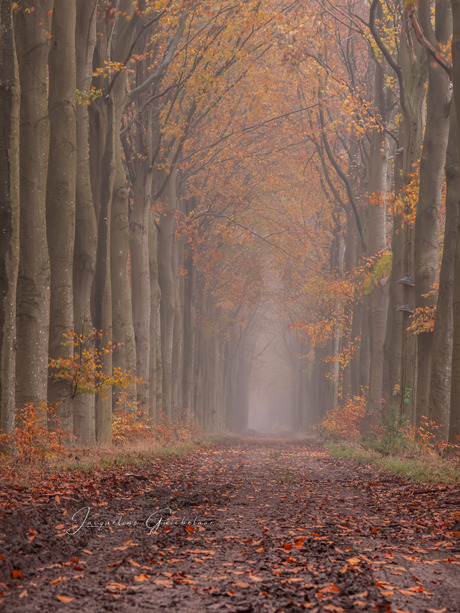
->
xmin=46 ymin=0 xmax=77 ymax=432
xmin=0 ymin=0 xmax=20 ymax=436
xmin=14 ymin=0 xmax=54 ymax=411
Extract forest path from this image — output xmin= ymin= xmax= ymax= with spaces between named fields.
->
xmin=0 ymin=438 xmax=459 ymax=612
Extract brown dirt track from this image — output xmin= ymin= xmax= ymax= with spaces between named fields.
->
xmin=0 ymin=438 xmax=459 ymax=612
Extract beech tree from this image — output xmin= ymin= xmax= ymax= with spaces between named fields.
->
xmin=0 ymin=0 xmax=19 ymax=438
xmin=14 ymin=0 xmax=54 ymax=414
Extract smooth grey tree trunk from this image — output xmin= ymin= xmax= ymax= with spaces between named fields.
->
xmin=428 ymin=106 xmax=458 ymax=439
xmin=14 ymin=0 xmax=54 ymax=414
xmin=46 ymin=0 xmax=77 ymax=433
xmin=449 ymin=0 xmax=460 ymax=445
xmin=414 ymin=0 xmax=451 ymax=423
xmin=0 ymin=0 xmax=20 ymax=438
xmin=366 ymin=59 xmax=389 ymax=428
xmin=73 ymin=0 xmax=98 ymax=445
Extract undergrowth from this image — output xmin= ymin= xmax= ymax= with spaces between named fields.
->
xmin=318 ymin=392 xmax=460 ymax=484
xmin=326 ymin=440 xmax=460 ymax=484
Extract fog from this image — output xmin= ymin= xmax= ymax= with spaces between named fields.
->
xmin=247 ymin=317 xmax=294 ymax=434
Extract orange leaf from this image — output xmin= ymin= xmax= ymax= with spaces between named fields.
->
xmin=134 ymin=574 xmax=150 ymax=582
xmin=50 ymin=577 xmax=65 ymax=585
xmin=106 ymin=582 xmax=127 ymax=592
xmin=322 ymin=583 xmax=340 ymax=593
xmin=185 ymin=525 xmax=194 ymax=534
xmin=154 ymin=578 xmax=173 ymax=587
xmin=56 ymin=595 xmax=73 ymax=603
xmin=12 ymin=570 xmax=24 ymax=580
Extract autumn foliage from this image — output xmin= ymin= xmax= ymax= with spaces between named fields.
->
xmin=0 ymin=403 xmax=73 ymax=464
xmin=318 ymin=392 xmax=367 ymax=441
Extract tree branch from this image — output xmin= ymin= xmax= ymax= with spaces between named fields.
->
xmin=318 ymin=97 xmax=366 ymax=251
xmin=126 ymin=12 xmax=188 ymax=104
xmin=407 ymin=4 xmax=451 ymax=79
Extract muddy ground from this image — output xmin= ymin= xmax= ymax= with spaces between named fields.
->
xmin=0 ymin=439 xmax=459 ymax=612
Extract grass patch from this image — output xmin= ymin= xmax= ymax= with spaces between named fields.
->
xmin=0 ymin=437 xmax=208 ymax=487
xmin=278 ymin=467 xmax=296 ymax=483
xmin=326 ymin=440 xmax=460 ymax=484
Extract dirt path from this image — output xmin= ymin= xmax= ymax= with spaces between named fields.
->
xmin=0 ymin=439 xmax=459 ymax=612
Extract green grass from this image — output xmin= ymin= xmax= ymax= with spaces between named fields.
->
xmin=326 ymin=440 xmax=460 ymax=484
xmin=278 ymin=467 xmax=296 ymax=483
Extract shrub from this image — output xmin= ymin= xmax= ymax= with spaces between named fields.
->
xmin=318 ymin=392 xmax=367 ymax=440
xmin=112 ymin=391 xmax=152 ymax=445
xmin=1 ymin=403 xmax=73 ymax=464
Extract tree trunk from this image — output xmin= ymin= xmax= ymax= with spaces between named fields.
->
xmin=89 ymin=1 xmax=138 ymax=442
xmin=449 ymin=0 xmax=460 ymax=445
xmin=397 ymin=7 xmax=428 ymax=423
xmin=182 ymin=221 xmax=197 ymax=415
xmin=148 ymin=208 xmax=161 ymax=423
xmin=359 ymin=302 xmax=370 ymax=391
xmin=158 ymin=171 xmax=177 ymax=418
xmin=90 ymin=94 xmax=114 ymax=443
xmin=366 ymin=61 xmax=389 ymax=427
xmin=171 ymin=207 xmax=184 ymax=421
xmin=0 ymin=0 xmax=20 ymax=438
xmin=73 ymin=0 xmax=98 ymax=445
xmin=383 ymin=132 xmax=404 ymax=409
xmin=414 ymin=0 xmax=451 ymax=423
xmin=428 ymin=106 xmax=458 ymax=439
xmin=14 ymin=0 xmax=54 ymax=412
xmin=111 ymin=117 xmax=136 ymax=388
xmin=130 ymin=120 xmax=153 ymax=410
xmin=46 ymin=0 xmax=77 ymax=433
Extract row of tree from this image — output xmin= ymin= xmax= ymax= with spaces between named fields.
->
xmin=0 ymin=0 xmax=459 ymax=446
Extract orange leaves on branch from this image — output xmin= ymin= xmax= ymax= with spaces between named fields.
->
xmin=318 ymin=391 xmax=367 ymax=440
xmin=403 ymin=417 xmax=460 ymax=457
xmin=0 ymin=403 xmax=73 ymax=464
xmin=154 ymin=412 xmax=200 ymax=444
xmin=112 ymin=392 xmax=152 ymax=445
xmin=407 ymin=305 xmax=436 ymax=334
xmin=48 ymin=329 xmax=140 ymax=398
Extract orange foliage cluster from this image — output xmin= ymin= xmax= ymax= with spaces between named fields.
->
xmin=0 ymin=404 xmax=73 ymax=463
xmin=407 ymin=305 xmax=437 ymax=334
xmin=49 ymin=330 xmax=140 ymax=397
xmin=318 ymin=392 xmax=367 ymax=440
xmin=403 ymin=417 xmax=460 ymax=457
xmin=154 ymin=413 xmax=201 ymax=444
xmin=391 ymin=166 xmax=420 ymax=226
xmin=112 ymin=392 xmax=152 ymax=445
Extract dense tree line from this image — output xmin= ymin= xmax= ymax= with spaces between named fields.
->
xmin=0 ymin=0 xmax=459 ymax=447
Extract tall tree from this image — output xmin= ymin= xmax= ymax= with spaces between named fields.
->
xmin=73 ymin=0 xmax=98 ymax=444
xmin=46 ymin=0 xmax=77 ymax=432
xmin=429 ymin=105 xmax=458 ymax=439
xmin=0 ymin=0 xmax=20 ymax=437
xmin=449 ymin=0 xmax=460 ymax=445
xmin=413 ymin=0 xmax=451 ymax=423
xmin=14 ymin=0 xmax=54 ymax=412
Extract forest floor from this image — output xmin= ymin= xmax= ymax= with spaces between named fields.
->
xmin=0 ymin=438 xmax=459 ymax=613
